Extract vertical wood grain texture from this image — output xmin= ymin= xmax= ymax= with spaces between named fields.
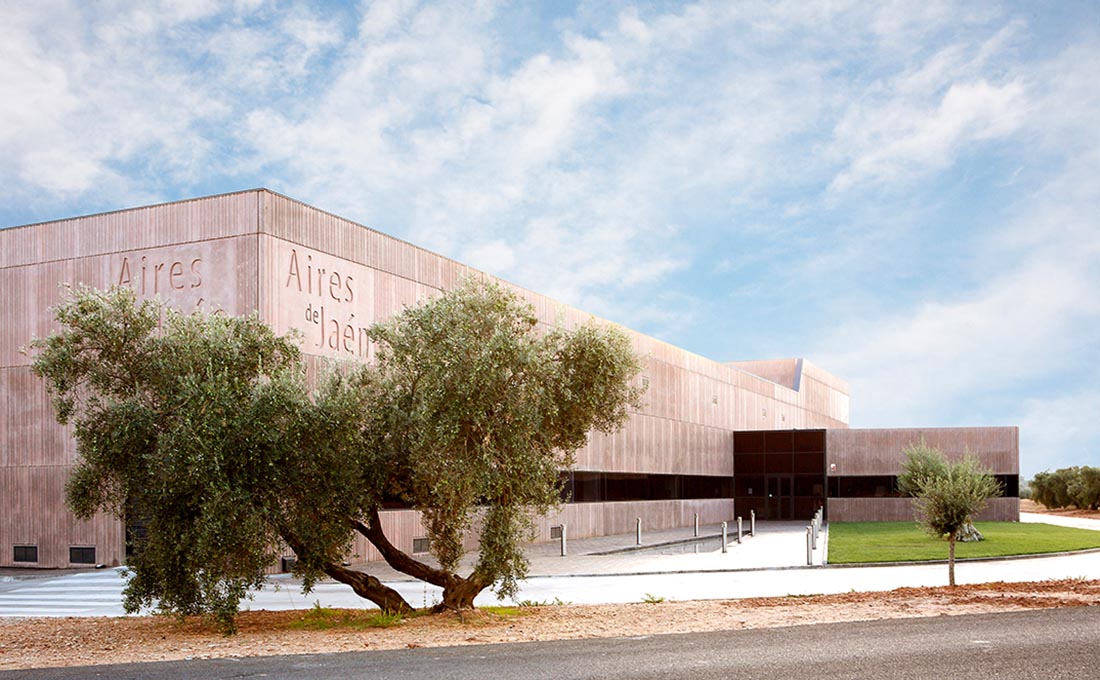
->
xmin=826 ymin=427 xmax=1019 ymax=475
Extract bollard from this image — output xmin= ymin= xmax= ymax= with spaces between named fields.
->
xmin=560 ymin=523 xmax=568 ymax=557
xmin=636 ymin=517 xmax=642 ymax=546
xmin=693 ymin=512 xmax=699 ymax=538
xmin=811 ymin=521 xmax=817 ymax=550
xmin=737 ymin=516 xmax=743 ymax=544
xmin=806 ymin=526 xmax=813 ymax=566
xmin=750 ymin=509 xmax=756 ymax=536
xmin=721 ymin=521 xmax=728 ymax=554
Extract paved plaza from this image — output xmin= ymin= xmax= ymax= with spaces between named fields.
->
xmin=1 ymin=513 xmax=1098 ymax=617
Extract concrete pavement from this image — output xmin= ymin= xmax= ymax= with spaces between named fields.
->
xmin=2 ymin=512 xmax=1098 ymax=616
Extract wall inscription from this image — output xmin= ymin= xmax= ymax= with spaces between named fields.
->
xmin=283 ymin=248 xmax=370 ymax=358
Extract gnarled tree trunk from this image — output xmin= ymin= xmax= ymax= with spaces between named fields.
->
xmin=354 ymin=510 xmax=493 ymax=611
xmin=323 ymin=563 xmax=414 ymax=614
xmin=281 ymin=532 xmax=413 ymax=614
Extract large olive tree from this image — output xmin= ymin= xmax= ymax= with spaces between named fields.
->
xmin=32 ymin=280 xmax=643 ymax=625
xmin=30 ymin=286 xmax=409 ymax=631
xmin=352 ymin=279 xmax=644 ymax=609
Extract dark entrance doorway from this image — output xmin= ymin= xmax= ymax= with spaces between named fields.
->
xmin=765 ymin=475 xmax=793 ymax=520
xmin=734 ymin=429 xmax=826 ymax=521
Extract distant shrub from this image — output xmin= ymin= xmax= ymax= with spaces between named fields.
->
xmin=1031 ymin=466 xmax=1100 ymax=510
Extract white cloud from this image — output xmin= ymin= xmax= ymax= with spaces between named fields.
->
xmin=813 ymin=37 xmax=1100 ymax=475
xmin=1018 ymin=391 xmax=1100 ymax=477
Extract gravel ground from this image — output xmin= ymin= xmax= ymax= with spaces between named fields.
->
xmin=2 ymin=579 xmax=1098 ymax=671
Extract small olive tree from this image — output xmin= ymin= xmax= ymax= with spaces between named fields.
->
xmin=899 ymin=443 xmax=1001 ymax=586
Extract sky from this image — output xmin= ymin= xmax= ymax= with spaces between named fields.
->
xmin=2 ymin=0 xmax=1098 ymax=478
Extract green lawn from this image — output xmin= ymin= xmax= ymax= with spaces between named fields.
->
xmin=827 ymin=521 xmax=1100 ymax=564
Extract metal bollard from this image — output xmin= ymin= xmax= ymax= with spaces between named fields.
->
xmin=694 ymin=512 xmax=699 ymax=538
xmin=560 ymin=523 xmax=568 ymax=557
xmin=636 ymin=517 xmax=642 ymax=546
xmin=806 ymin=526 xmax=813 ymax=565
xmin=737 ymin=516 xmax=743 ymax=544
xmin=811 ymin=521 xmax=817 ymax=550
xmin=750 ymin=509 xmax=756 ymax=536
xmin=721 ymin=521 xmax=728 ymax=554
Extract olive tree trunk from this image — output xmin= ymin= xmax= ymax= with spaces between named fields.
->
xmin=354 ymin=510 xmax=492 ymax=611
xmin=281 ymin=532 xmax=413 ymax=614
xmin=948 ymin=533 xmax=957 ymax=587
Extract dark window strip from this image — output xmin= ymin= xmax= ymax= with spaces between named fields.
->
xmin=828 ymin=475 xmax=1019 ymax=498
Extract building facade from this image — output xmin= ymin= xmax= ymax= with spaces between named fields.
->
xmin=0 ymin=190 xmax=1018 ymax=568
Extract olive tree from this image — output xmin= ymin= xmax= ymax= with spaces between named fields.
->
xmin=32 ymin=280 xmax=644 ymax=624
xmin=1031 ymin=466 xmax=1100 ymax=511
xmin=350 ymin=279 xmax=645 ymax=610
xmin=30 ymin=286 xmax=410 ymax=631
xmin=899 ymin=444 xmax=1002 ymax=586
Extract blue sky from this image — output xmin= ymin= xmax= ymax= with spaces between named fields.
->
xmin=2 ymin=1 xmax=1098 ymax=478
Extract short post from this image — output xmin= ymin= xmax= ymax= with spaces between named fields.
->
xmin=736 ymin=516 xmax=743 ymax=544
xmin=693 ymin=512 xmax=699 ymax=538
xmin=811 ymin=520 xmax=817 ymax=550
xmin=636 ymin=517 xmax=642 ymax=546
xmin=560 ymin=523 xmax=568 ymax=557
xmin=806 ymin=526 xmax=813 ymax=566
xmin=721 ymin=521 xmax=728 ymax=554
xmin=750 ymin=510 xmax=756 ymax=536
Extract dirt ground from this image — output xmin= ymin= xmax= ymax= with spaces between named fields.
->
xmin=1021 ymin=499 xmax=1100 ymax=519
xmin=2 ymin=579 xmax=1098 ymax=671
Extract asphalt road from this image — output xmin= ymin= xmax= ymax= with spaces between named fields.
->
xmin=6 ymin=607 xmax=1098 ymax=679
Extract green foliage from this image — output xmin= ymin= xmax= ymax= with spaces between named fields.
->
xmin=899 ymin=444 xmax=1001 ymax=585
xmin=896 ymin=439 xmax=949 ymax=498
xmin=827 ymin=521 xmax=1100 ymax=563
xmin=642 ymin=593 xmax=666 ymax=604
xmin=365 ymin=279 xmax=644 ymax=602
xmin=31 ymin=280 xmax=644 ymax=624
xmin=30 ymin=286 xmax=376 ymax=632
xmin=1031 ymin=467 xmax=1100 ymax=510
xmin=912 ymin=455 xmax=1002 ymax=541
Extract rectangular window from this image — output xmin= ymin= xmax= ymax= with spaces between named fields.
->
xmin=14 ymin=545 xmax=38 ymax=563
xmin=550 ymin=526 xmax=563 ymax=540
xmin=69 ymin=546 xmax=96 ymax=564
xmin=412 ymin=537 xmax=431 ymax=554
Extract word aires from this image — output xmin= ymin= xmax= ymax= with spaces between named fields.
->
xmin=285 ymin=249 xmax=354 ymax=302
xmin=117 ymin=255 xmax=202 ymax=294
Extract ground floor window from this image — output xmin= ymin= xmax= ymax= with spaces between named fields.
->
xmin=561 ymin=472 xmax=734 ymax=503
xmin=827 ymin=475 xmax=1019 ymax=498
xmin=69 ymin=546 xmax=96 ymax=564
xmin=13 ymin=545 xmax=38 ymax=562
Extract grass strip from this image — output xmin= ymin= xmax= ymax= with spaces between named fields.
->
xmin=827 ymin=521 xmax=1100 ymax=564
